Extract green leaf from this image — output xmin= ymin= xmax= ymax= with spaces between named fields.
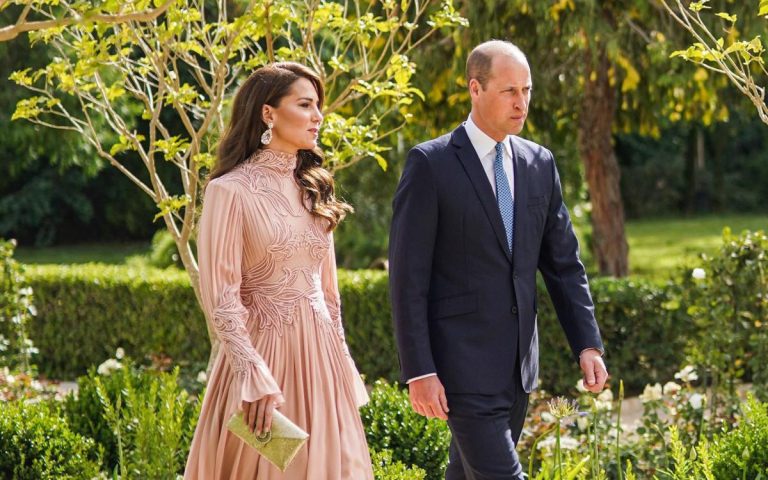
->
xmin=192 ymin=152 xmax=216 ymax=171
xmin=155 ymin=135 xmax=191 ymax=161
xmin=110 ymin=134 xmax=145 ymax=156
xmin=9 ymin=68 xmax=34 ymax=87
xmin=154 ymin=194 xmax=192 ymax=221
xmin=12 ymin=97 xmax=46 ymax=121
xmin=715 ymin=12 xmax=737 ymax=23
xmin=688 ymin=1 xmax=710 ymax=13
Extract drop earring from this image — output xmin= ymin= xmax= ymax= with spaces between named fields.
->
xmin=261 ymin=121 xmax=273 ymax=145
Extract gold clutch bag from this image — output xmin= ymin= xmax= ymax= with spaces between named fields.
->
xmin=226 ymin=409 xmax=309 ymax=472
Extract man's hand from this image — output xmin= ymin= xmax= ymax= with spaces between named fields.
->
xmin=579 ymin=348 xmax=608 ymax=393
xmin=409 ymin=375 xmax=450 ymax=420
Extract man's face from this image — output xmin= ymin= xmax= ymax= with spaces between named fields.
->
xmin=470 ymin=54 xmax=532 ymax=141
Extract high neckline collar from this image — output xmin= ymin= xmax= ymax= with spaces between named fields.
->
xmin=248 ymin=149 xmax=298 ymax=173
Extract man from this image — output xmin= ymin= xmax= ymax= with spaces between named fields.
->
xmin=389 ymin=40 xmax=608 ymax=479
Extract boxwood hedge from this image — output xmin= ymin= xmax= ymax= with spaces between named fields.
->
xmin=25 ymin=264 xmax=689 ymax=394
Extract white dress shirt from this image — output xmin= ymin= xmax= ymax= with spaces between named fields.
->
xmin=464 ymin=114 xmax=515 ymax=200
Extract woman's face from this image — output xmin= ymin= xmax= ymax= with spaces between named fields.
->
xmin=263 ymin=78 xmax=323 ymax=153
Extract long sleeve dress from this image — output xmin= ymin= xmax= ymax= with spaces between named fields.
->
xmin=184 ymin=149 xmax=373 ymax=480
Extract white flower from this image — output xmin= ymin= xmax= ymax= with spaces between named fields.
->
xmin=594 ymin=399 xmax=613 ymax=411
xmin=688 ymin=393 xmax=705 ymax=410
xmin=115 ymin=347 xmax=125 ymax=360
xmin=639 ymin=383 xmax=663 ymax=403
xmin=597 ymin=389 xmax=614 ymax=403
xmin=663 ymin=381 xmax=682 ymax=396
xmin=692 ymin=268 xmax=706 ymax=280
xmin=541 ymin=411 xmax=555 ymax=423
xmin=573 ymin=205 xmax=584 ymax=218
xmin=196 ymin=370 xmax=208 ymax=384
xmin=674 ymin=365 xmax=699 ymax=383
xmin=575 ymin=379 xmax=588 ymax=393
xmin=97 ymin=358 xmax=122 ymax=376
xmin=592 ymin=389 xmax=614 ymax=411
xmin=576 ymin=416 xmax=589 ymax=431
xmin=537 ymin=435 xmax=580 ymax=451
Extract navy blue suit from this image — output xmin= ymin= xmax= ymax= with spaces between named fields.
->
xmin=389 ymin=124 xmax=604 ymax=479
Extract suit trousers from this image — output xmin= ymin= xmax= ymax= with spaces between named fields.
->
xmin=444 ymin=363 xmax=529 ymax=480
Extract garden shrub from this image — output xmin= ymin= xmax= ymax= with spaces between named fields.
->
xmin=678 ymin=229 xmax=768 ymax=399
xmin=0 ymin=400 xmax=101 ymax=479
xmin=62 ymin=361 xmax=200 ymax=476
xmin=371 ymin=449 xmax=427 ymax=480
xmin=25 ymin=263 xmax=209 ymax=379
xmin=25 ymin=263 xmax=692 ymax=396
xmin=337 ymin=269 xmax=398 ymax=383
xmin=361 ymin=379 xmax=451 ymax=480
xmin=144 ymin=229 xmax=196 ymax=269
xmin=710 ymin=396 xmax=768 ymax=479
xmin=536 ymin=276 xmax=691 ymax=396
xmin=0 ymin=238 xmax=38 ymax=374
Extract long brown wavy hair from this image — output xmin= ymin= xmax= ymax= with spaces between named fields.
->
xmin=210 ymin=62 xmax=352 ymax=231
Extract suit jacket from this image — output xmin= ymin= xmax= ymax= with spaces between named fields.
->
xmin=389 ymin=124 xmax=604 ymax=395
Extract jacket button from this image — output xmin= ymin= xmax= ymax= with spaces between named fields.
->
xmin=513 ymin=273 xmax=519 ymax=280
xmin=511 ymin=306 xmax=518 ymax=315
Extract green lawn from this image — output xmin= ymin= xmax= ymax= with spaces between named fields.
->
xmin=14 ymin=241 xmax=149 ymax=265
xmin=12 ymin=214 xmax=767 ymax=279
xmin=626 ymin=214 xmax=767 ymax=278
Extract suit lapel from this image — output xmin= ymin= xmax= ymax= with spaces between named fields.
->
xmin=510 ymin=136 xmax=527 ymax=265
xmin=451 ymin=125 xmax=512 ymax=262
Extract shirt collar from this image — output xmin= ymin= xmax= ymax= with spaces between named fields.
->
xmin=465 ymin=114 xmax=513 ymax=160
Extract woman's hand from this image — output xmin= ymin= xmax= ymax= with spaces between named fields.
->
xmin=242 ymin=393 xmax=284 ymax=436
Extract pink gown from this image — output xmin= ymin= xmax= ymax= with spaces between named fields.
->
xmin=184 ymin=149 xmax=373 ymax=479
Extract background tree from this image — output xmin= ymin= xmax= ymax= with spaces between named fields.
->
xmin=10 ymin=0 xmax=466 ymax=356
xmin=402 ymin=0 xmax=754 ymax=277
xmin=662 ymin=0 xmax=768 ymax=125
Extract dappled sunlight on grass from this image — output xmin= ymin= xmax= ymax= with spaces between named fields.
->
xmin=11 ymin=214 xmax=768 ymax=280
xmin=626 ymin=214 xmax=767 ymax=279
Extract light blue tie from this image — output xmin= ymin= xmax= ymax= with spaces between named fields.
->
xmin=494 ymin=142 xmax=514 ymax=253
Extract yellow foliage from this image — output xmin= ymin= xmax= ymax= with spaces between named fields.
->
xmin=693 ymin=67 xmax=708 ymax=82
xmin=615 ymin=54 xmax=640 ymax=92
xmin=549 ymin=0 xmax=574 ymax=22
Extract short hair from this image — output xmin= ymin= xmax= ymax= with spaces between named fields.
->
xmin=466 ymin=40 xmax=528 ymax=89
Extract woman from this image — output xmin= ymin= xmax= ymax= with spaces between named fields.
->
xmin=184 ymin=62 xmax=373 ymax=479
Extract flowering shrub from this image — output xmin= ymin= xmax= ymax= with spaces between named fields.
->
xmin=0 ymin=238 xmax=39 ymax=399
xmin=524 ymin=362 xmax=766 ymax=479
xmin=677 ymin=229 xmax=768 ymax=400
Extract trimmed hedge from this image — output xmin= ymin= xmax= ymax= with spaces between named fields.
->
xmin=25 ymin=264 xmax=688 ymax=394
xmin=26 ymin=264 xmax=208 ymax=379
xmin=536 ymin=276 xmax=691 ymax=395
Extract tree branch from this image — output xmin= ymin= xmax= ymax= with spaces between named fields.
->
xmin=0 ymin=0 xmax=173 ymax=42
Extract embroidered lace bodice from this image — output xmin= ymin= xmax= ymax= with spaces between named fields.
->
xmin=196 ymin=149 xmax=349 ymax=397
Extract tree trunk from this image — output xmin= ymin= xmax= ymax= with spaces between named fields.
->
xmin=684 ymin=125 xmax=708 ymax=214
xmin=577 ymin=45 xmax=629 ymax=277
